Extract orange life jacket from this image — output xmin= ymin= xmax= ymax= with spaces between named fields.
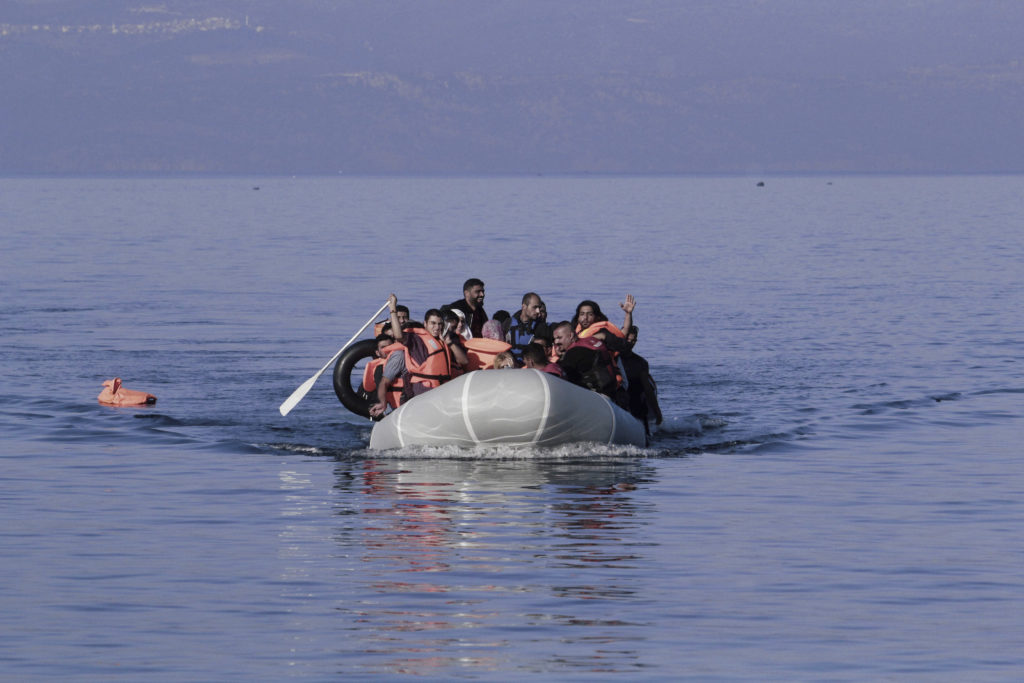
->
xmin=577 ymin=320 xmax=626 ymax=339
xmin=361 ymin=353 xmax=403 ymax=409
xmin=576 ymin=321 xmax=626 ymax=386
xmin=97 ymin=377 xmax=156 ymax=406
xmin=547 ymin=345 xmax=560 ymax=364
xmin=398 ymin=328 xmax=452 ymax=396
xmin=462 ymin=337 xmax=513 ymax=372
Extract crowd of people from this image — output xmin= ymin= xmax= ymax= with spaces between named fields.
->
xmin=362 ymin=278 xmax=663 ymax=434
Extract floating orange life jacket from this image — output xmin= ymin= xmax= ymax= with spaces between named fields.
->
xmin=98 ymin=378 xmax=157 ymax=406
xmin=462 ymin=337 xmax=513 ymax=372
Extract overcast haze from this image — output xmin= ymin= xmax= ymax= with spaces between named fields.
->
xmin=3 ymin=0 xmax=1023 ymax=174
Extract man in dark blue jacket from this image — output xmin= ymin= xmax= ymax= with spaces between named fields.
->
xmin=506 ymin=292 xmax=551 ymax=358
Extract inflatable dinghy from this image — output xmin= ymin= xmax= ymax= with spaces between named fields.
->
xmin=368 ymin=368 xmax=646 ymax=450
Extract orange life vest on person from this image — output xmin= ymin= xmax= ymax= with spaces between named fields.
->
xmin=576 ymin=321 xmax=626 ymax=386
xmin=361 ymin=352 xmax=403 ymax=409
xmin=547 ymin=345 xmax=560 ymax=364
xmin=398 ymin=328 xmax=452 ymax=396
xmin=577 ymin=320 xmax=626 ymax=339
xmin=462 ymin=337 xmax=513 ymax=372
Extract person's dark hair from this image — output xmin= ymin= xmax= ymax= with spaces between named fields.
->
xmin=375 ymin=333 xmax=392 ymax=344
xmin=395 ymin=304 xmax=410 ymax=316
xmin=493 ymin=310 xmax=510 ymax=324
xmin=521 ymin=343 xmax=548 ymax=366
xmin=462 ymin=278 xmax=484 ymax=292
xmin=571 ymin=300 xmax=608 ymax=328
xmin=423 ymin=308 xmax=444 ymax=322
xmin=628 ymin=326 xmax=639 ymax=336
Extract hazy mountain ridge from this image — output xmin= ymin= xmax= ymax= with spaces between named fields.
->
xmin=3 ymin=0 xmax=1023 ymax=173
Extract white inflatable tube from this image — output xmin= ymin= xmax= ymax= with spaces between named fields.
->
xmin=368 ymin=369 xmax=646 ymax=450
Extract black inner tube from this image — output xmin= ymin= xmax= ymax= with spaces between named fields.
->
xmin=333 ymin=338 xmax=380 ymax=418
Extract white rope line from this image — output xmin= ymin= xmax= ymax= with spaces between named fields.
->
xmin=531 ymin=370 xmax=551 ymax=445
xmin=461 ymin=372 xmax=480 ymax=445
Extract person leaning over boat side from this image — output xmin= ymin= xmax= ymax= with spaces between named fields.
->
xmin=551 ymin=321 xmax=626 ymax=405
xmin=521 ymin=341 xmax=564 ymax=377
xmin=369 ymin=295 xmax=469 ymax=418
xmin=506 ymin=292 xmax=551 ymax=359
xmin=619 ymin=326 xmax=663 ymax=435
xmin=448 ymin=278 xmax=488 ymax=338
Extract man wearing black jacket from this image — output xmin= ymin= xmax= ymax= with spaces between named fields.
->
xmin=448 ymin=278 xmax=487 ymax=338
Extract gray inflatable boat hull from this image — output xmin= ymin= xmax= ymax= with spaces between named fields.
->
xmin=368 ymin=368 xmax=646 ymax=450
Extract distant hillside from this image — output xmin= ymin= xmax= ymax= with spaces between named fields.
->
xmin=3 ymin=0 xmax=1023 ymax=174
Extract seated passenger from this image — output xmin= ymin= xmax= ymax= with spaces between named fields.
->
xmin=572 ymin=294 xmax=635 ymax=339
xmin=492 ymin=310 xmax=512 ymax=339
xmin=481 ymin=319 xmax=505 ymax=341
xmin=448 ymin=278 xmax=488 ymax=338
xmin=551 ymin=321 xmax=623 ymax=403
xmin=521 ymin=342 xmax=564 ymax=377
xmin=374 ymin=303 xmax=411 ymax=337
xmin=507 ymin=292 xmax=552 ymax=359
xmin=441 ymin=306 xmax=472 ymax=341
xmin=360 ymin=333 xmax=404 ymax=411
xmin=492 ymin=351 xmax=515 ymax=369
xmin=395 ymin=305 xmax=410 ymax=327
xmin=369 ymin=295 xmax=469 ymax=418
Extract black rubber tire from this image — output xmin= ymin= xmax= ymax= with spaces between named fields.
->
xmin=333 ymin=338 xmax=380 ymax=418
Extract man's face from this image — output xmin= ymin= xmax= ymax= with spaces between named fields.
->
xmin=465 ymin=284 xmax=485 ymax=308
xmin=552 ymin=326 xmax=574 ymax=356
xmin=626 ymin=332 xmax=637 ymax=346
xmin=521 ymin=296 xmax=542 ymax=321
xmin=376 ymin=339 xmax=391 ymax=358
xmin=425 ymin=315 xmax=444 ymax=338
xmin=396 ymin=309 xmax=409 ymax=326
xmin=577 ymin=305 xmax=596 ymax=330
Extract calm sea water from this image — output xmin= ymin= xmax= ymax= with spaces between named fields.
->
xmin=1 ymin=175 xmax=1022 ymax=680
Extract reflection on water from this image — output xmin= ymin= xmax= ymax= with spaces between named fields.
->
xmin=320 ymin=456 xmax=658 ymax=675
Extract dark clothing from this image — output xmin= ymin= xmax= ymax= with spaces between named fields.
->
xmin=619 ymin=348 xmax=653 ymax=431
xmin=449 ymin=298 xmax=488 ymax=338
xmin=558 ymin=337 xmax=619 ymax=399
xmin=507 ymin=311 xmax=552 ymax=357
xmin=596 ymin=331 xmax=631 ymax=354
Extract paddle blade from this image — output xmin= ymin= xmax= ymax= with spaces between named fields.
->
xmin=279 ymin=375 xmax=317 ymax=416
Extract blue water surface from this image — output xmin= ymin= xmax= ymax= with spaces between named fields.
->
xmin=1 ymin=175 xmax=1022 ymax=679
